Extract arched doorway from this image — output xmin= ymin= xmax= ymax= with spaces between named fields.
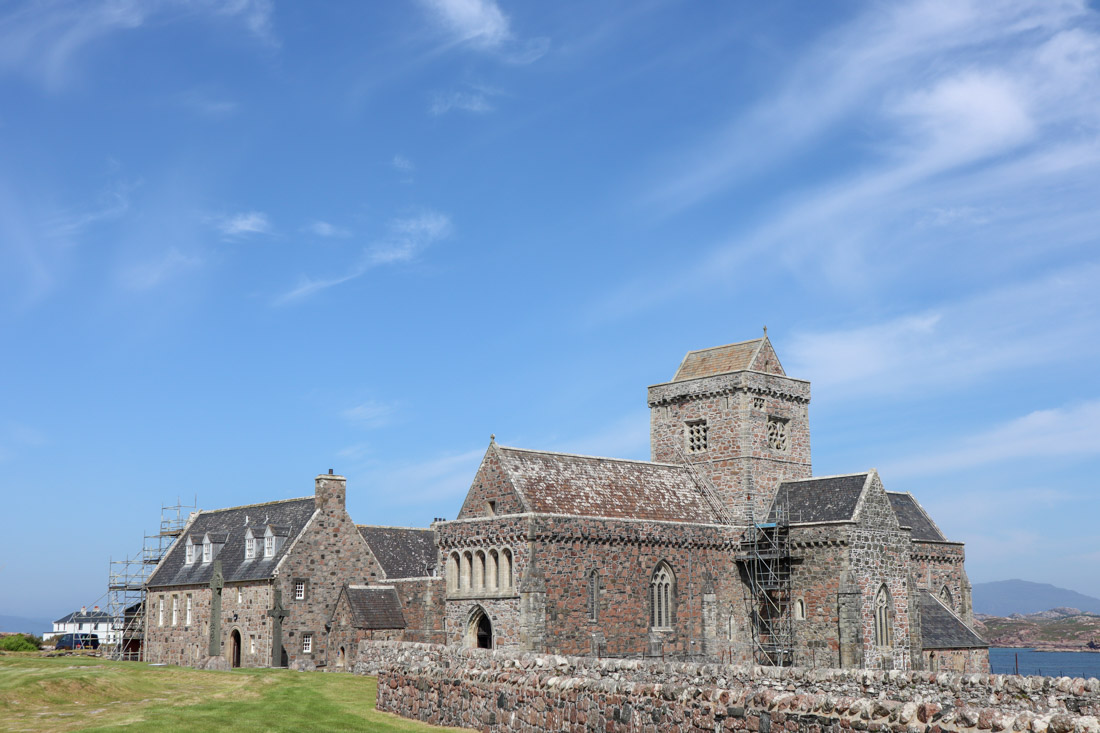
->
xmin=337 ymin=646 xmax=346 ymax=669
xmin=468 ymin=607 xmax=493 ymax=649
xmin=230 ymin=630 xmax=242 ymax=668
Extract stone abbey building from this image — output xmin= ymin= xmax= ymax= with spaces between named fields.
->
xmin=144 ymin=334 xmax=987 ymax=672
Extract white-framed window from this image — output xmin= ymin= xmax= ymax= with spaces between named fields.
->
xmin=158 ymin=597 xmax=164 ymax=627
xmin=294 ymin=581 xmax=305 ymax=600
xmin=250 ymin=635 xmax=256 ymax=654
xmin=185 ymin=541 xmax=196 ymax=564
xmin=185 ymin=594 xmax=192 ymax=626
xmin=264 ymin=534 xmax=275 ymax=558
xmin=172 ymin=596 xmax=179 ymax=627
xmin=302 ymin=633 xmax=312 ymax=653
xmin=238 ymin=587 xmax=243 ymax=604
xmin=202 ymin=539 xmax=212 ymax=563
xmin=245 ymin=534 xmax=256 ymax=559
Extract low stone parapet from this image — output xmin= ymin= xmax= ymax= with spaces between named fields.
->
xmin=356 ymin=641 xmax=1100 ymax=732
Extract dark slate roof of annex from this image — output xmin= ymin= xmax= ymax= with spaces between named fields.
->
xmin=770 ymin=473 xmax=869 ymax=524
xmin=888 ymin=492 xmax=948 ymax=542
xmin=147 ymin=497 xmax=315 ymax=588
xmin=672 ymin=338 xmax=763 ymax=381
xmin=343 ymin=586 xmax=406 ymax=630
xmin=357 ymin=526 xmax=437 ymax=579
xmin=495 ymin=445 xmax=720 ymax=524
xmin=920 ymin=591 xmax=987 ymax=649
xmin=55 ymin=610 xmax=110 ymax=624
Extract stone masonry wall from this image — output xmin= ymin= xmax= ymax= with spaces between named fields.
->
xmin=144 ymin=581 xmax=273 ymax=667
xmin=390 ymin=577 xmax=447 ymax=644
xmin=789 ymin=525 xmax=851 ymax=669
xmin=649 ymin=370 xmax=812 ymax=524
xmin=913 ymin=542 xmax=972 ymax=623
xmin=457 ymin=444 xmax=527 ymax=519
xmin=360 ymin=641 xmax=1100 ymax=733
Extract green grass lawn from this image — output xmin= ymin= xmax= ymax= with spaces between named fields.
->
xmin=0 ymin=652 xmax=461 ymax=732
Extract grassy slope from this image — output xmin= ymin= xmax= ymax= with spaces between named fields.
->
xmin=0 ymin=653 xmax=461 ymax=732
xmin=974 ymin=614 xmax=1100 ymax=650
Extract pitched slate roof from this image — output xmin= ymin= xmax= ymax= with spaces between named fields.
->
xmin=494 ymin=446 xmax=720 ymax=524
xmin=343 ymin=586 xmax=406 ymax=630
xmin=54 ymin=610 xmax=111 ymax=624
xmin=887 ymin=492 xmax=948 ymax=542
xmin=357 ymin=526 xmax=437 ymax=579
xmin=147 ymin=497 xmax=315 ymax=588
xmin=672 ymin=338 xmax=764 ymax=381
xmin=770 ymin=473 xmax=869 ymax=523
xmin=920 ymin=591 xmax=987 ymax=649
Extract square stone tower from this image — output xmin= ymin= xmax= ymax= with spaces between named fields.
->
xmin=647 ymin=334 xmax=812 ymax=524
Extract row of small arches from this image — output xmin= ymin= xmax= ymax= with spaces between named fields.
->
xmin=447 ymin=548 xmax=514 ymax=593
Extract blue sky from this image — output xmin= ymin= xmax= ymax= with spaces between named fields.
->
xmin=2 ymin=0 xmax=1099 ymax=622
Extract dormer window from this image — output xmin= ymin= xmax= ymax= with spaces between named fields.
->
xmin=245 ymin=529 xmax=257 ymax=559
xmin=185 ymin=538 xmax=197 ymax=564
xmin=263 ymin=525 xmax=287 ymax=558
xmin=202 ymin=538 xmax=212 ymax=563
xmin=264 ymin=528 xmax=276 ymax=558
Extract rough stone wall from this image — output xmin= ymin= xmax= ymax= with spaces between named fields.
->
xmin=390 ymin=577 xmax=447 ymax=644
xmin=144 ymin=581 xmax=272 ymax=667
xmin=913 ymin=542 xmax=973 ymax=623
xmin=924 ymin=648 xmax=990 ymax=674
xmin=276 ymin=475 xmax=385 ymax=669
xmin=849 ymin=473 xmax=912 ymax=671
xmin=361 ymin=641 xmax=1100 ymax=733
xmin=457 ymin=444 xmax=527 ymax=519
xmin=648 ymin=370 xmax=812 ymax=524
xmin=789 ymin=525 xmax=851 ymax=669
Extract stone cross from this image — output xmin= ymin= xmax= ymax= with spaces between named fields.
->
xmin=267 ymin=588 xmax=290 ymax=668
xmin=208 ymin=560 xmax=224 ymax=657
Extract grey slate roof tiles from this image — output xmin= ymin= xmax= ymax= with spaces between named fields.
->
xmin=54 ymin=610 xmax=111 ymax=624
xmin=357 ymin=526 xmax=438 ymax=579
xmin=495 ymin=446 xmax=721 ymax=524
xmin=146 ymin=497 xmax=316 ymax=588
xmin=771 ymin=474 xmax=869 ymax=524
xmin=919 ymin=591 xmax=987 ymax=649
xmin=887 ymin=492 xmax=948 ymax=542
xmin=343 ymin=586 xmax=406 ymax=630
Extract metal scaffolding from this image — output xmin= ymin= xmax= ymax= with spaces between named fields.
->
xmin=736 ymin=488 xmax=794 ymax=666
xmin=106 ymin=498 xmax=196 ymax=661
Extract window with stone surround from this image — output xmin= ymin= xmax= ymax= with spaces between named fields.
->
xmin=501 ymin=548 xmax=513 ymax=589
xmin=302 ymin=633 xmax=312 ymax=653
xmin=794 ymin=598 xmax=805 ymax=620
xmin=158 ymin=597 xmax=164 ymax=627
xmin=650 ymin=563 xmax=675 ymax=629
xmin=172 ymin=596 xmax=179 ymax=627
xmin=185 ymin=594 xmax=192 ymax=626
xmin=685 ymin=420 xmax=708 ymax=453
xmin=940 ymin=585 xmax=954 ymax=610
xmin=250 ymin=635 xmax=256 ymax=654
xmin=767 ymin=416 xmax=789 ymax=451
xmin=588 ymin=570 xmax=600 ymax=622
xmin=874 ymin=585 xmax=892 ymax=647
xmin=294 ymin=579 xmax=306 ymax=601
xmin=237 ymin=587 xmax=243 ymax=604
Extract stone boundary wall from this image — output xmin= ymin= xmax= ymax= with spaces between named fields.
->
xmin=356 ymin=641 xmax=1100 ymax=733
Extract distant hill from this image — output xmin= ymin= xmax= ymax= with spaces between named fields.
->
xmin=972 ymin=580 xmax=1100 ymax=616
xmin=0 ymin=614 xmax=52 ymax=635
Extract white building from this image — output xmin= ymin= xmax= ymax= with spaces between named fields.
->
xmin=46 ymin=606 xmax=119 ymax=645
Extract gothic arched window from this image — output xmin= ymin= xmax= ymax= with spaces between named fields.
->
xmin=650 ymin=563 xmax=675 ymax=629
xmin=794 ymin=598 xmax=806 ymax=620
xmin=940 ymin=585 xmax=954 ymax=611
xmin=874 ymin=585 xmax=892 ymax=647
xmin=587 ymin=570 xmax=599 ymax=621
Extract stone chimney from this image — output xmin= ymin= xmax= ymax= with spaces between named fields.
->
xmin=81 ymin=606 xmax=86 ymax=614
xmin=315 ymin=470 xmax=346 ymax=513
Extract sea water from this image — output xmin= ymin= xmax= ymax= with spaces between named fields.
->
xmin=989 ymin=647 xmax=1100 ymax=678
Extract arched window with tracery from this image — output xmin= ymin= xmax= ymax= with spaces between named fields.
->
xmin=587 ymin=570 xmax=599 ymax=621
xmin=874 ymin=585 xmax=892 ymax=647
xmin=650 ymin=563 xmax=675 ymax=629
xmin=940 ymin=585 xmax=954 ymax=611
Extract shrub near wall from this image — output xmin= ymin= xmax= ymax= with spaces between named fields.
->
xmin=359 ymin=641 xmax=1100 ymax=733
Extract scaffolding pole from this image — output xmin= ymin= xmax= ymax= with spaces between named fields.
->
xmin=736 ymin=488 xmax=794 ymax=667
xmin=106 ymin=498 xmax=196 ymax=661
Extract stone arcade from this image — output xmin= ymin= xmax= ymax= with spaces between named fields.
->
xmin=143 ymin=334 xmax=987 ymax=672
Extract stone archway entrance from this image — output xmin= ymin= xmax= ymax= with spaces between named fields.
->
xmin=468 ymin=607 xmax=493 ymax=649
xmin=337 ymin=646 xmax=346 ymax=669
xmin=230 ymin=629 xmax=241 ymax=668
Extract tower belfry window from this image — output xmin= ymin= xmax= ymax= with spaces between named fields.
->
xmin=767 ymin=416 xmax=789 ymax=451
xmin=686 ymin=420 xmax=708 ymax=453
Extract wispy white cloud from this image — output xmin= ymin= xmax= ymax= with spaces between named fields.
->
xmin=784 ymin=265 xmax=1100 ymax=402
xmin=418 ymin=0 xmax=548 ymax=64
xmin=275 ymin=210 xmax=452 ymax=305
xmin=884 ymin=399 xmax=1100 ymax=478
xmin=306 ymin=220 xmax=351 ymax=238
xmin=392 ymin=155 xmax=415 ymax=173
xmin=218 ymin=211 xmax=272 ymax=238
xmin=429 ymin=86 xmax=497 ymax=115
xmin=117 ymin=247 xmax=201 ymax=291
xmin=341 ymin=400 xmax=394 ymax=429
xmin=0 ymin=0 xmax=277 ymax=90
xmin=46 ymin=183 xmax=133 ymax=237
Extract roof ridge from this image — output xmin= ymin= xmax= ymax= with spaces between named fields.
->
xmin=781 ymin=471 xmax=870 ymax=483
xmin=681 ymin=337 xmax=763 ymax=357
xmin=197 ymin=496 xmax=314 ymax=514
xmin=495 ymin=444 xmax=682 ymax=468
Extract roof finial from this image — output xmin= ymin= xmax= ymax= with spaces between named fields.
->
xmin=490 ymin=433 xmax=496 ymax=443
xmin=763 ymin=325 xmax=768 ymax=337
